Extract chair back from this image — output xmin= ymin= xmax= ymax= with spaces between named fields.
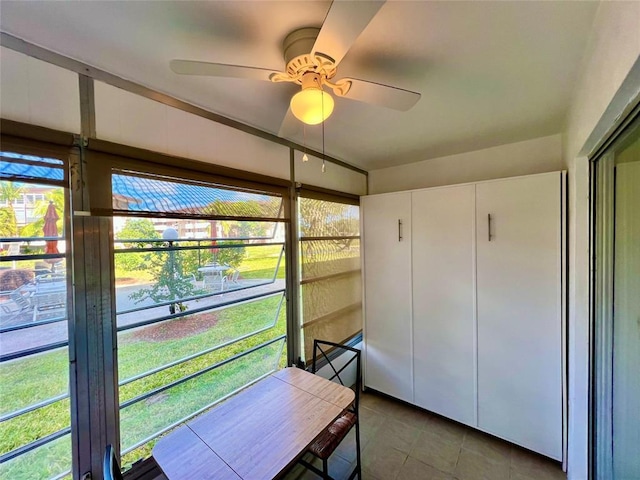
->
xmin=103 ymin=444 xmax=124 ymax=480
xmin=311 ymin=340 xmax=361 ymax=414
xmin=10 ymin=285 xmax=32 ymax=311
xmin=229 ymin=268 xmax=240 ymax=283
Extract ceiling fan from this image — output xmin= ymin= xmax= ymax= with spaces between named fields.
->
xmin=170 ymin=1 xmax=421 ymax=132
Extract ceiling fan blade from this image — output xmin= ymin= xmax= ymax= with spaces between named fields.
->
xmin=278 ymin=108 xmax=302 ymax=139
xmin=312 ymin=0 xmax=385 ymax=67
xmin=340 ymin=78 xmax=421 ymax=111
xmin=170 ymin=60 xmax=278 ymax=81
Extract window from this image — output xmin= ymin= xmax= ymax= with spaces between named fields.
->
xmin=0 ymin=152 xmax=70 ymax=479
xmin=111 ymin=171 xmax=288 ymax=468
xmin=298 ymin=194 xmax=361 ymax=361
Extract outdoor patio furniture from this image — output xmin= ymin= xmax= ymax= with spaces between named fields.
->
xmin=31 ymin=273 xmax=66 ymax=322
xmin=227 ymin=267 xmax=240 ymax=285
xmin=198 ymin=264 xmax=229 ymax=291
xmin=0 ymin=282 xmax=34 ymax=318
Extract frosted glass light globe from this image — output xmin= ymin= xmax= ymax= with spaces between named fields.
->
xmin=290 ymin=88 xmax=334 ymax=125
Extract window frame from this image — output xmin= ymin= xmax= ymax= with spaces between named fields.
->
xmin=84 ymin=144 xmax=294 ymax=470
xmin=0 ymin=134 xmax=75 ymax=479
xmin=296 ymin=185 xmax=362 ymax=363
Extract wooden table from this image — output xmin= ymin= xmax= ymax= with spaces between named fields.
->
xmin=153 ymin=367 xmax=355 ymax=480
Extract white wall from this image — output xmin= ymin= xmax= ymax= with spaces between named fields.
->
xmin=0 ymin=46 xmax=81 ymax=134
xmin=294 ymin=151 xmax=367 ymax=196
xmin=94 ymin=81 xmax=369 ymax=193
xmin=368 ymin=134 xmax=562 ymax=194
xmin=563 ymin=2 xmax=640 ymax=479
xmin=94 ymin=81 xmax=291 ymax=180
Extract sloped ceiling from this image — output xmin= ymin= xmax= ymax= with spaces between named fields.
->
xmin=0 ymin=1 xmax=598 ymax=170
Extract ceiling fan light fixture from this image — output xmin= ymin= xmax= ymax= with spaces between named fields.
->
xmin=290 ymin=88 xmax=334 ymax=125
xmin=290 ymin=72 xmax=334 ymax=125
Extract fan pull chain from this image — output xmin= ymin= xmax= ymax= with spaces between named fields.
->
xmin=302 ymin=124 xmax=309 ymax=162
xmin=321 ymin=94 xmax=326 ymax=173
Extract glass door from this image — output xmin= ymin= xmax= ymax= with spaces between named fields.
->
xmin=593 ymin=114 xmax=640 ymax=479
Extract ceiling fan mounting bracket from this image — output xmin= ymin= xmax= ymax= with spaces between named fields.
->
xmin=271 ymin=27 xmax=338 ymax=86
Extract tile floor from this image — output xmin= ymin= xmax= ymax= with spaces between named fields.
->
xmin=284 ymin=390 xmax=566 ymax=480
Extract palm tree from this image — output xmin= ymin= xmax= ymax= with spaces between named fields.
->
xmin=0 ymin=181 xmax=24 ymax=236
xmin=20 ymin=188 xmax=64 ymax=238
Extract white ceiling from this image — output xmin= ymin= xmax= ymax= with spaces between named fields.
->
xmin=0 ymin=1 xmax=598 ymax=171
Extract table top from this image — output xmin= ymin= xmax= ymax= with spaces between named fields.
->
xmin=197 ymin=264 xmax=229 ymax=273
xmin=153 ymin=368 xmax=355 ymax=480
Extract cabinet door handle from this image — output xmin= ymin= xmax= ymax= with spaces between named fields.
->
xmin=488 ymin=214 xmax=492 ymax=241
xmin=398 ymin=219 xmax=403 ymax=242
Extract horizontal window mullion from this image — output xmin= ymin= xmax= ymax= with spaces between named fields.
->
xmin=300 ymin=269 xmax=361 ymax=285
xmin=0 ymin=252 xmax=66 ymax=263
xmin=300 ymin=236 xmax=360 ymax=241
xmin=120 ymin=334 xmax=285 ymax=410
xmin=301 ymin=302 xmax=362 ymax=328
xmin=0 ymin=173 xmax=66 ymax=187
xmin=116 ymin=288 xmax=229 ymax=316
xmin=119 ymin=292 xmax=285 ymax=386
xmin=120 ymin=324 xmax=274 ymax=388
xmin=120 ymin=370 xmax=274 ymax=457
xmin=0 ymin=341 xmax=67 ymax=363
xmin=114 ymin=241 xmax=284 ymax=255
xmin=112 ymin=210 xmax=286 ymax=223
xmin=0 ymin=316 xmax=66 ymax=334
xmin=117 ymin=288 xmax=285 ymax=330
xmin=0 ymin=393 xmax=68 ymax=423
xmin=0 ymin=427 xmax=70 ymax=464
xmin=0 ymin=236 xmax=64 ymax=243
xmin=50 ymin=470 xmax=72 ymax=480
xmin=113 ymin=235 xmax=277 ymax=245
xmin=0 ymin=156 xmax=63 ymax=169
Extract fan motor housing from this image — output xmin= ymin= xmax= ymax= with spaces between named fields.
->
xmin=283 ymin=27 xmax=337 ymax=83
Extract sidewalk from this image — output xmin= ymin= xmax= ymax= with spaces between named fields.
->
xmin=0 ymin=279 xmax=285 ymax=359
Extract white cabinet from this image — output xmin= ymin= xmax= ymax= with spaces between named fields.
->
xmin=476 ymin=174 xmax=562 ymax=460
xmin=362 ymin=192 xmax=413 ymax=403
xmin=362 ymin=172 xmax=564 ymax=461
xmin=412 ymin=185 xmax=476 ymax=427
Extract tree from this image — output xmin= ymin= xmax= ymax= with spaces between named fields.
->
xmin=0 ymin=181 xmax=24 ymax=232
xmin=128 ymin=240 xmax=204 ymax=314
xmin=116 ymin=218 xmax=159 ymax=244
xmin=299 ymin=198 xmax=359 ymax=246
xmin=214 ymin=240 xmax=246 ymax=267
xmin=19 ymin=188 xmax=64 ymax=238
xmin=0 ymin=207 xmax=17 ymax=238
xmin=114 ymin=219 xmax=160 ymax=272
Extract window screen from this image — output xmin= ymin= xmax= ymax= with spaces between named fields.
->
xmin=298 ymin=196 xmax=361 ymax=361
xmin=0 ymin=152 xmax=70 ymax=480
xmin=112 ymin=172 xmax=283 ymax=219
xmin=112 ymin=170 xmax=287 ymax=469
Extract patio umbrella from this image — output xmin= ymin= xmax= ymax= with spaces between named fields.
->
xmin=43 ymin=201 xmax=60 ymax=262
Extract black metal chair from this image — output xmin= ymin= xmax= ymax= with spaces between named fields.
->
xmin=299 ymin=339 xmax=362 ymax=480
xmin=103 ymin=444 xmax=124 ymax=480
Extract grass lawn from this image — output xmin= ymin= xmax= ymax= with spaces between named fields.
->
xmin=236 ymin=244 xmax=285 ymax=280
xmin=0 ymin=290 xmax=287 ymax=479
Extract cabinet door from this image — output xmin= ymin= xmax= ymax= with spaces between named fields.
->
xmin=362 ymin=193 xmax=413 ymax=402
xmin=412 ymin=185 xmax=476 ymax=427
xmin=476 ymin=172 xmax=562 ymax=459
